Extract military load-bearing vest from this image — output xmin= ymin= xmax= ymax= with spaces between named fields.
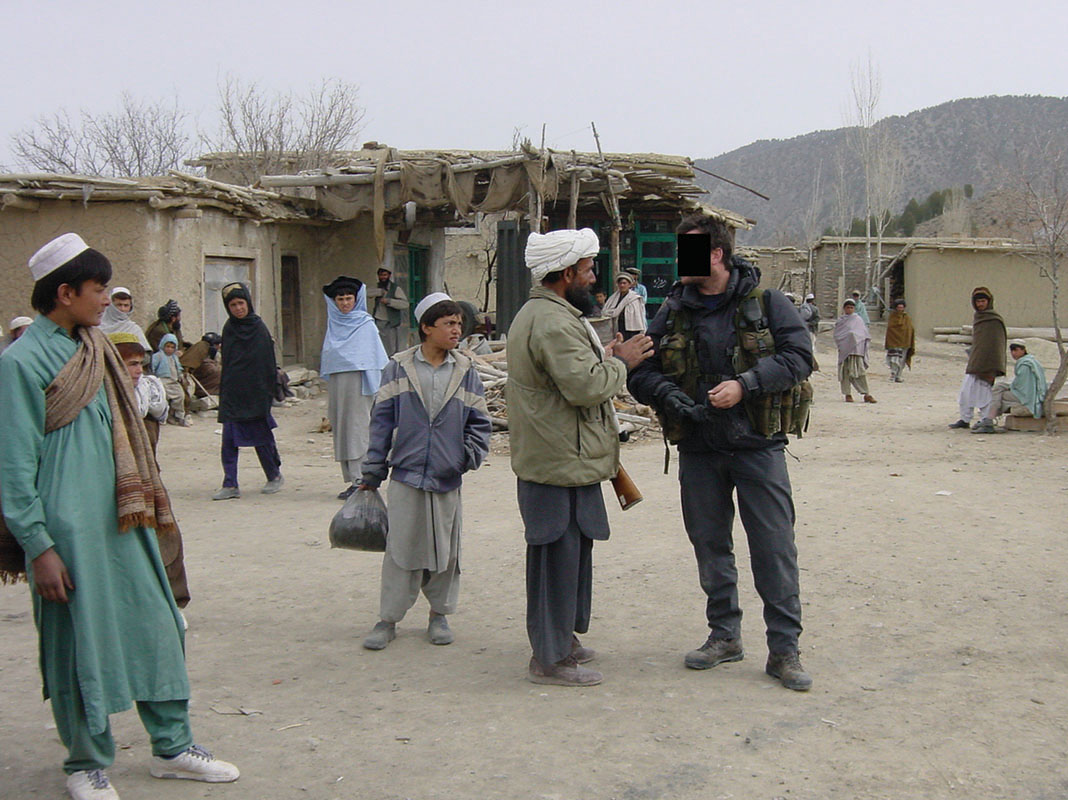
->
xmin=657 ymin=288 xmax=813 ymax=444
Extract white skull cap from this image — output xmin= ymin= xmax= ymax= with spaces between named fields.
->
xmin=28 ymin=233 xmax=90 ymax=281
xmin=414 ymin=292 xmax=453 ymax=324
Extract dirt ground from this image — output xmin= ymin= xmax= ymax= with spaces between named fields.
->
xmin=3 ymin=328 xmax=1068 ymax=800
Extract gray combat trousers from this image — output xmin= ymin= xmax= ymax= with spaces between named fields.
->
xmin=678 ymin=446 xmax=802 ymax=653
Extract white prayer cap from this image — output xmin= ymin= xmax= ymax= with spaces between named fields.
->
xmin=9 ymin=316 xmax=33 ymax=330
xmin=524 ymin=228 xmax=600 ymax=282
xmin=414 ymin=292 xmax=453 ymax=324
xmin=111 ymin=286 xmax=132 ymax=298
xmin=28 ymin=233 xmax=90 ymax=281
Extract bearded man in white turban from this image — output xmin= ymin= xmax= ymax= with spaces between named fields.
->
xmin=507 ymin=228 xmax=654 ymax=686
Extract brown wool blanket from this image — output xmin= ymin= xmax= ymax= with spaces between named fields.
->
xmin=0 ymin=326 xmax=175 ymax=583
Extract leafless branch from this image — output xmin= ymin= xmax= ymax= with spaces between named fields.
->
xmin=10 ymin=96 xmax=189 ymax=177
xmin=202 ymin=76 xmax=365 ymax=184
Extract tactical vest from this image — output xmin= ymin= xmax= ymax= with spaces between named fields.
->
xmin=657 ymin=288 xmax=813 ymax=443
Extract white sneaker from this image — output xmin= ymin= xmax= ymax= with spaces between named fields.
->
xmin=67 ymin=769 xmax=119 ymax=800
xmin=149 ymin=744 xmax=239 ymax=783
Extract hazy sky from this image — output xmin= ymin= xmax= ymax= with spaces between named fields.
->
xmin=3 ymin=0 xmax=1067 ymax=169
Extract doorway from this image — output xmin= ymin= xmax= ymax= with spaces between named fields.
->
xmin=203 ymin=257 xmax=253 ymax=336
xmin=280 ymin=254 xmax=303 ymax=364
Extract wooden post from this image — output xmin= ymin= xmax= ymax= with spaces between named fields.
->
xmin=611 ymin=228 xmax=621 ymax=279
xmin=567 ymin=171 xmax=579 ymax=229
xmin=592 ymin=121 xmax=622 ymax=279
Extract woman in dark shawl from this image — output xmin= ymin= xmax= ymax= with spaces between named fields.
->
xmin=950 ymin=286 xmax=1007 ymax=428
xmin=884 ymin=298 xmax=916 ymax=383
xmin=212 ymin=283 xmax=283 ymax=499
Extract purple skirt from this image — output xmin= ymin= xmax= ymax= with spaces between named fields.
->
xmin=224 ymin=414 xmax=277 ymax=448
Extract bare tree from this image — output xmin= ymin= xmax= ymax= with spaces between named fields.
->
xmin=202 ymin=77 xmax=365 ymax=184
xmin=868 ymin=129 xmax=904 ymax=314
xmin=830 ymin=141 xmax=855 ymax=308
xmin=1003 ymin=138 xmax=1068 ymax=432
xmin=938 ymin=187 xmax=971 ymax=237
xmin=11 ymin=94 xmax=190 ymax=176
xmin=846 ymin=54 xmax=903 ymax=305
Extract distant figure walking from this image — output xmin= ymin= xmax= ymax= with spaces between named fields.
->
xmin=212 ymin=283 xmax=283 ymax=499
xmin=884 ymin=299 xmax=915 ymax=383
xmin=834 ymin=299 xmax=875 ymax=403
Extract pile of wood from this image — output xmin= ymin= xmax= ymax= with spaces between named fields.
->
xmin=465 ymin=347 xmax=659 ymax=436
xmin=933 ymin=325 xmax=1068 ymax=344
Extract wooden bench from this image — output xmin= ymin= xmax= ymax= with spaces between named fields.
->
xmin=1004 ymin=399 xmax=1068 ymax=431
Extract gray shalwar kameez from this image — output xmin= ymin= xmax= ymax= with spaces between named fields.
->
xmin=519 ymin=480 xmax=610 ymax=667
xmin=379 ymin=350 xmax=462 ymax=621
xmin=327 ymin=371 xmax=375 ymax=483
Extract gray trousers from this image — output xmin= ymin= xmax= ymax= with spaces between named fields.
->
xmin=988 ymin=383 xmax=1021 ymax=419
xmin=375 ymin=320 xmax=405 ymax=357
xmin=678 ymin=447 xmax=802 ymax=653
xmin=526 ymin=526 xmax=593 ymax=667
xmin=378 ymin=554 xmax=460 ymax=623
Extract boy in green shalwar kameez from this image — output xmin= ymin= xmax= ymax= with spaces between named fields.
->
xmin=0 ymin=234 xmax=239 ymax=800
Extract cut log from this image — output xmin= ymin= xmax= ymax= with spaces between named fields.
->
xmin=1004 ymin=415 xmax=1068 ymax=432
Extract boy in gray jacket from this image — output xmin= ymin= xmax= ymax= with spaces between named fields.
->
xmin=359 ymin=293 xmax=492 ymax=649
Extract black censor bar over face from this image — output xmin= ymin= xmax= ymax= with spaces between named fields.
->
xmin=676 ymin=233 xmax=712 ymax=277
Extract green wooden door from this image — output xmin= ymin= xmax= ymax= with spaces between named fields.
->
xmin=636 ymin=223 xmax=676 ymax=317
xmin=407 ymin=244 xmax=429 ymax=326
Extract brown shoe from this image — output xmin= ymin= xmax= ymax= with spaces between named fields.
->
xmin=863 ymin=394 xmax=877 ymax=403
xmin=684 ymin=635 xmax=744 ymax=670
xmin=844 ymin=395 xmax=854 ymax=402
xmin=571 ymin=635 xmax=596 ymax=664
xmin=765 ymin=650 xmax=813 ymax=691
xmin=528 ymin=655 xmax=603 ymax=686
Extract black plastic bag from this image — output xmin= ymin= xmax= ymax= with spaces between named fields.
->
xmin=329 ymin=488 xmax=388 ymax=551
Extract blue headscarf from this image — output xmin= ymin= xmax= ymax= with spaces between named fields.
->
xmin=320 ymin=282 xmax=388 ymax=394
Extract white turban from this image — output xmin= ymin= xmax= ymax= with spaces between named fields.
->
xmin=524 ymin=228 xmax=600 ymax=282
xmin=28 ymin=233 xmax=90 ymax=281
xmin=414 ymin=292 xmax=452 ymax=324
xmin=9 ymin=316 xmax=33 ymax=330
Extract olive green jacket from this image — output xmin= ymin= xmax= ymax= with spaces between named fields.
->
xmin=507 ymin=287 xmax=625 ymax=486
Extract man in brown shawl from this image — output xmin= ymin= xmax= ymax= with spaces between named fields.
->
xmin=950 ymin=286 xmax=1007 ymax=429
xmin=884 ymin=298 xmax=915 ymax=382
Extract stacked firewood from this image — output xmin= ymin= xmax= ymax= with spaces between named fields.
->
xmin=464 ymin=348 xmax=660 ymax=437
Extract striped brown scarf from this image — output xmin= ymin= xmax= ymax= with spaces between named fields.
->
xmin=0 ymin=326 xmax=175 ymax=583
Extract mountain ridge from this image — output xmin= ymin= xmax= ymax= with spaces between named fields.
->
xmin=695 ymin=95 xmax=1068 ymax=244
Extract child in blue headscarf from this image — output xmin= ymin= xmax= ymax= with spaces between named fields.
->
xmin=321 ymin=275 xmax=389 ymax=499
xmin=151 ymin=333 xmax=190 ymax=426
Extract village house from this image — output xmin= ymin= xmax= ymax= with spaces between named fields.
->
xmin=1 ymin=146 xmax=752 ymax=368
xmin=0 ymin=172 xmax=363 ymax=367
xmin=250 ymin=144 xmax=751 ymax=335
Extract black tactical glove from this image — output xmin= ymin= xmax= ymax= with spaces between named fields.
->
xmin=654 ymin=384 xmax=704 ymax=424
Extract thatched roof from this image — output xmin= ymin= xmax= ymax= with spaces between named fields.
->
xmin=0 ymin=170 xmax=325 ymax=223
xmin=248 ymin=145 xmax=751 ymax=230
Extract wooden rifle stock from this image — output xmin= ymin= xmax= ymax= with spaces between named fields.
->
xmin=611 ymin=465 xmax=643 ymax=510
